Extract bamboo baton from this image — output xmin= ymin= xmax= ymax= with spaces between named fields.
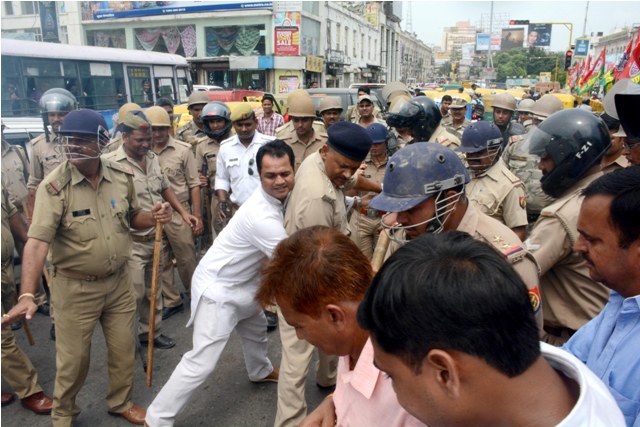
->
xmin=371 ymin=229 xmax=391 ymax=274
xmin=146 ymin=221 xmax=164 ymax=387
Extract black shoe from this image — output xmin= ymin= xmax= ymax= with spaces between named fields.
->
xmin=36 ymin=303 xmax=50 ymax=316
xmin=140 ymin=334 xmax=176 ymax=349
xmin=162 ymin=303 xmax=184 ymax=320
xmin=50 ymin=324 xmax=56 ymax=341
xmin=11 ymin=321 xmax=22 ymax=331
xmin=265 ymin=310 xmax=278 ymax=332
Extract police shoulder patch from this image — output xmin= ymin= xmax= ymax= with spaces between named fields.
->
xmin=46 ymin=169 xmax=71 ymax=195
xmin=519 ymin=195 xmax=527 ymax=209
xmin=529 ymin=286 xmax=542 ymax=313
xmin=106 ymin=159 xmax=134 ymax=176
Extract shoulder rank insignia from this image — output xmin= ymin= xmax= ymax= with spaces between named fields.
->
xmin=519 ymin=195 xmax=527 ymax=209
xmin=529 ymin=286 xmax=542 ymax=313
xmin=46 ymin=170 xmax=71 ymax=195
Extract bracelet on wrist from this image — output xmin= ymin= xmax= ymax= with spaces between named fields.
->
xmin=18 ymin=293 xmax=35 ymax=302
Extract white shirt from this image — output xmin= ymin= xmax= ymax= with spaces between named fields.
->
xmin=214 ymin=130 xmax=274 ymax=205
xmin=542 ymin=342 xmax=626 ymax=427
xmin=188 ymin=186 xmax=287 ymax=334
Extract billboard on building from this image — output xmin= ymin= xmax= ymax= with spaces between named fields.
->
xmin=83 ymin=1 xmax=272 ymax=20
xmin=527 ymin=24 xmax=552 ymax=47
xmin=39 ymin=2 xmax=60 ymax=43
xmin=274 ymin=12 xmax=300 ymax=56
xmin=461 ymin=43 xmax=475 ymax=65
xmin=476 ymin=33 xmax=501 ymax=51
xmin=364 ymin=3 xmax=379 ymax=26
xmin=501 ymin=28 xmax=524 ymax=50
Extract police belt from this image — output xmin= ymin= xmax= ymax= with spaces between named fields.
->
xmin=357 ymin=207 xmax=385 ymax=219
xmin=54 ymin=267 xmax=114 ymax=282
xmin=131 ymin=233 xmax=156 ymax=243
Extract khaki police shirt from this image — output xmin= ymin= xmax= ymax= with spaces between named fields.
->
xmin=27 ymin=133 xmax=64 ymax=191
xmin=359 ymin=155 xmax=387 ymax=200
xmin=1 ymin=140 xmax=29 ymax=209
xmin=103 ymin=146 xmax=169 ymax=237
xmin=527 ymin=173 xmax=610 ymax=331
xmin=28 ymin=159 xmax=142 ymax=276
xmin=429 ymin=124 xmax=461 ymax=149
xmin=176 ymin=120 xmax=207 ymax=148
xmin=284 ymin=151 xmax=355 ymax=235
xmin=195 ymin=136 xmax=221 ymax=190
xmin=602 ymin=156 xmax=629 ymax=174
xmin=153 ymin=137 xmax=199 ymax=203
xmin=279 ymin=127 xmax=328 ymax=172
xmin=458 ymin=204 xmax=543 ymax=327
xmin=466 ymin=159 xmax=528 ymax=229
xmin=444 ymin=118 xmax=471 ymax=142
xmin=1 ymin=187 xmax=17 ymax=265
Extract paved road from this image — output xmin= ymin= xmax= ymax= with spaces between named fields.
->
xmin=2 ymin=296 xmax=330 ymax=426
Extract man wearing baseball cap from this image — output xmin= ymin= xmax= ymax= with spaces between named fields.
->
xmin=276 ymin=121 xmax=381 ymax=426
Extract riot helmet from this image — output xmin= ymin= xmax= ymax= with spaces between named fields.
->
xmin=370 ymin=143 xmax=470 ymax=240
xmin=457 ymin=121 xmax=504 ymax=176
xmin=201 ymin=101 xmax=232 ymax=139
xmin=386 ymin=96 xmax=442 ymax=142
xmin=39 ymin=88 xmax=78 ymax=141
xmin=529 ymin=109 xmax=611 ymax=198
xmin=58 ymin=109 xmax=110 ymax=160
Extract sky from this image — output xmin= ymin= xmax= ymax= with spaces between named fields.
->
xmin=406 ymin=1 xmax=640 ymax=52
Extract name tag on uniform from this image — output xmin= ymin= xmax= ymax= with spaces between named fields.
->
xmin=72 ymin=209 xmax=91 ymax=217
xmin=205 ymin=153 xmax=216 ymax=159
xmin=226 ymin=158 xmax=239 ymax=167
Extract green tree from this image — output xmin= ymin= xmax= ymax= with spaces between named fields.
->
xmin=491 ymin=47 xmax=567 ymax=86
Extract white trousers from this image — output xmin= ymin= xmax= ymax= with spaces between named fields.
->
xmin=146 ymin=295 xmax=273 ymax=426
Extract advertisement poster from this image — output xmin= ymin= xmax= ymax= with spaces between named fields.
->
xmin=277 ymin=74 xmax=300 ymax=94
xmin=274 ymin=11 xmax=300 ymax=56
xmin=501 ymin=28 xmax=524 ymax=50
xmin=476 ymin=33 xmax=490 ymax=51
xmin=527 ymin=24 xmax=552 ymax=47
xmin=575 ymin=38 xmax=590 ymax=57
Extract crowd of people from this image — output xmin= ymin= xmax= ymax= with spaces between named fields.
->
xmin=1 ymin=77 xmax=639 ymax=427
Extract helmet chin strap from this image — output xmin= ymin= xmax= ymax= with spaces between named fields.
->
xmin=381 ymin=191 xmax=463 ymax=245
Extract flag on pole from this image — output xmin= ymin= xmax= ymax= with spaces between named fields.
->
xmin=579 ymin=47 xmax=606 ymax=95
xmin=616 ymin=30 xmax=640 ymax=83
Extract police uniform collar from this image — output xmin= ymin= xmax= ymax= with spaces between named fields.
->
xmin=115 ymin=144 xmax=154 ymax=169
xmin=313 ymin=151 xmax=339 ymax=196
xmin=68 ymin=158 xmax=112 ymax=185
xmin=455 ymin=202 xmax=478 ymax=236
xmin=154 ymin=136 xmax=176 ymax=154
xmin=291 ymin=129 xmax=318 ymax=145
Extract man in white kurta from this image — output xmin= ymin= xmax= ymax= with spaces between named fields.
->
xmin=146 ymin=140 xmax=296 ymax=426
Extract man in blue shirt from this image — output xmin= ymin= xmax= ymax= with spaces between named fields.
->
xmin=563 ymin=166 xmax=640 ymax=426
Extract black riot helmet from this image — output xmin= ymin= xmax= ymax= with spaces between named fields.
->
xmin=386 ymin=96 xmax=442 ymax=142
xmin=201 ymin=101 xmax=232 ymax=140
xmin=529 ymin=108 xmax=611 ymax=198
xmin=39 ymin=88 xmax=78 ymax=142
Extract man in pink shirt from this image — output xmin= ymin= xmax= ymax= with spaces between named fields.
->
xmin=257 ymin=226 xmax=424 ymax=427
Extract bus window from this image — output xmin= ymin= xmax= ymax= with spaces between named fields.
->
xmin=176 ymin=67 xmax=190 ymax=103
xmin=127 ymin=66 xmax=153 ymax=107
xmin=155 ymin=78 xmax=175 ymax=103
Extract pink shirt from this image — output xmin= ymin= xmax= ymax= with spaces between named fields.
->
xmin=333 ymin=338 xmax=425 ymax=427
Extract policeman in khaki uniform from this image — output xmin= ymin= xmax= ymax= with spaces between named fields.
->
xmin=277 ymin=91 xmax=327 ymax=172
xmin=348 ymin=123 xmax=389 ymax=259
xmin=1 ymin=187 xmax=53 ymax=414
xmin=26 ymin=88 xmax=77 ymax=219
xmin=2 ymin=126 xmax=30 ymax=213
xmin=369 ymin=142 xmax=542 ymax=329
xmin=318 ymin=96 xmax=343 ymax=129
xmin=504 ymin=95 xmax=563 ymax=223
xmin=26 ymin=88 xmax=77 ymax=339
xmin=492 ymin=92 xmax=526 ymax=149
xmin=526 ymin=109 xmax=612 ymax=345
xmin=457 ymin=121 xmax=528 ymax=241
xmin=146 ymin=106 xmax=203 ymax=320
xmin=444 ymin=97 xmax=472 ymax=142
xmin=278 ymin=122 xmax=381 ymax=426
xmin=387 ymin=96 xmax=460 ymax=149
xmin=196 ymin=101 xmax=234 ymax=239
xmin=516 ymin=98 xmax=536 ymax=132
xmin=176 ymin=91 xmax=209 ymax=150
xmin=104 ymin=110 xmax=194 ymax=349
xmin=275 ymin=89 xmax=325 ymax=139
xmin=1 ymin=109 xmax=173 ymax=426
xmin=102 ymin=102 xmax=142 ymax=154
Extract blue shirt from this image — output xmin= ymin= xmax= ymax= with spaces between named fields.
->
xmin=563 ymin=291 xmax=640 ymax=427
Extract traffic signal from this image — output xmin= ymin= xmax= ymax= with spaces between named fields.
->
xmin=564 ymin=50 xmax=573 ymax=71
xmin=509 ymin=20 xmax=530 ymax=25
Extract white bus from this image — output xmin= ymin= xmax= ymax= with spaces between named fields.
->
xmin=1 ymin=39 xmax=192 ymax=127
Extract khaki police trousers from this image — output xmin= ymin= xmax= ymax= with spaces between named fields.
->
xmin=130 ymin=240 xmax=165 ymax=339
xmin=162 ymin=208 xmax=197 ymax=309
xmin=2 ymin=262 xmax=43 ymax=399
xmin=275 ymin=307 xmax=337 ymax=427
xmin=50 ymin=267 xmax=136 ymax=427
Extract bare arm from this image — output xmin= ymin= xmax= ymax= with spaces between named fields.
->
xmin=131 ymin=201 xmax=173 ymax=229
xmin=353 ymin=174 xmax=382 ymax=193
xmin=1 ymin=238 xmax=49 ymax=326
